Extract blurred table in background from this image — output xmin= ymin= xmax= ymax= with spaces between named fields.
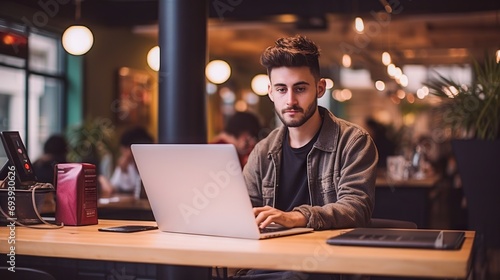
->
xmin=373 ymin=171 xmax=441 ymax=229
xmin=98 ymin=195 xmax=154 ymax=221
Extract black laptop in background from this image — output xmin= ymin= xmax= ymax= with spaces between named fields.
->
xmin=0 ymin=131 xmax=55 ymax=190
xmin=0 ymin=131 xmax=57 ymax=225
xmin=0 ymin=131 xmax=40 ymax=188
xmin=326 ymin=228 xmax=466 ymax=250
xmin=0 ymin=138 xmax=8 ymax=181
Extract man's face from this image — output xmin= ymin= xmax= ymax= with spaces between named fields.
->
xmin=268 ymin=66 xmax=325 ymax=128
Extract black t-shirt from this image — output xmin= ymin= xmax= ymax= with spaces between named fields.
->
xmin=275 ymin=130 xmax=319 ymax=211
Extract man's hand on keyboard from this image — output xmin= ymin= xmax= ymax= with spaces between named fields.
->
xmin=253 ymin=205 xmax=307 ymax=229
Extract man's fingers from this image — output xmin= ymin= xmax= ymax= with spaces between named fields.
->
xmin=259 ymin=216 xmax=276 ymax=229
xmin=253 ymin=205 xmax=272 ymax=216
xmin=254 ymin=207 xmax=286 ymax=228
xmin=255 ymin=208 xmax=272 ymax=226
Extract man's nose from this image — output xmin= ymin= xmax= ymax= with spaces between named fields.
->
xmin=286 ymin=92 xmax=297 ymax=106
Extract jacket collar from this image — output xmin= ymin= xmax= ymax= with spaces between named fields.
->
xmin=267 ymin=106 xmax=339 ymax=158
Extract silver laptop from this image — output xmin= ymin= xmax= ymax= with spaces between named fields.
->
xmin=131 ymin=144 xmax=313 ymax=239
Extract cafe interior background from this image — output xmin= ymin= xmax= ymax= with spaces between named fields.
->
xmin=0 ymin=0 xmax=499 ymax=228
xmin=0 ymin=0 xmax=500 ymax=277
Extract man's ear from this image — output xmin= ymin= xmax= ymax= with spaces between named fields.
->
xmin=267 ymin=84 xmax=274 ymax=102
xmin=317 ymin=78 xmax=327 ymax=98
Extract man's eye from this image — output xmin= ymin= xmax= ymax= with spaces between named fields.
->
xmin=295 ymin=87 xmax=306 ymax=93
xmin=276 ymin=87 xmax=287 ymax=93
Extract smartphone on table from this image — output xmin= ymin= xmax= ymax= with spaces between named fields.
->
xmin=98 ymin=225 xmax=158 ymax=233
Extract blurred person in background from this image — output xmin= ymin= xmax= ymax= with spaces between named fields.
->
xmin=33 ymin=134 xmax=68 ymax=184
xmin=211 ymin=111 xmax=262 ymax=167
xmin=100 ymin=126 xmax=154 ymax=198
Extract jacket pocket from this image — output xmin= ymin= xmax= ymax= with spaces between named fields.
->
xmin=262 ymin=181 xmax=274 ymax=206
xmin=320 ymin=173 xmax=337 ymax=202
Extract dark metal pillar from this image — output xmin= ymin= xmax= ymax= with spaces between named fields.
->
xmin=158 ymin=0 xmax=208 ymax=144
xmin=156 ymin=0 xmax=210 ymax=278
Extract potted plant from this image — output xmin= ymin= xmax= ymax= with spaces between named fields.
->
xmin=425 ymin=54 xmax=500 ymax=140
xmin=65 ymin=118 xmax=117 ymax=177
xmin=425 ymin=54 xmax=500 ymax=277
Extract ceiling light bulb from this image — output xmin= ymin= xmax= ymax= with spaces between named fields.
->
xmin=382 ymin=52 xmax=391 ymax=66
xmin=496 ymin=49 xmax=500 ymax=63
xmin=342 ymin=54 xmax=352 ymax=68
xmin=340 ymin=89 xmax=352 ymax=101
xmin=251 ymin=74 xmax=269 ymax=96
xmin=394 ymin=67 xmax=403 ymax=79
xmin=399 ymin=74 xmax=409 ymax=87
xmin=355 ymin=17 xmax=364 ymax=33
xmin=62 ymin=25 xmax=94 ymax=55
xmin=380 ymin=0 xmax=393 ymax=13
xmin=375 ymin=80 xmax=385 ymax=91
xmin=324 ymin=78 xmax=334 ymax=89
xmin=147 ymin=46 xmax=160 ymax=71
xmin=387 ymin=64 xmax=396 ymax=76
xmin=206 ymin=60 xmax=231 ymax=84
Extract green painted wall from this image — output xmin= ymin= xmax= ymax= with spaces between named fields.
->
xmin=66 ymin=54 xmax=83 ymax=127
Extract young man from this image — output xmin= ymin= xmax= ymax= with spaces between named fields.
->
xmin=237 ymin=35 xmax=378 ymax=279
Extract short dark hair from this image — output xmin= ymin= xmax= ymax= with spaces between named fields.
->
xmin=120 ymin=127 xmax=154 ymax=147
xmin=43 ymin=134 xmax=68 ymax=156
xmin=225 ymin=112 xmax=261 ymax=139
xmin=260 ymin=35 xmax=321 ymax=79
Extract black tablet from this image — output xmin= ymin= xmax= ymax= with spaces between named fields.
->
xmin=326 ymin=228 xmax=465 ymax=250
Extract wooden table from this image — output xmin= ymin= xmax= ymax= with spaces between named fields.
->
xmin=0 ymin=219 xmax=474 ymax=279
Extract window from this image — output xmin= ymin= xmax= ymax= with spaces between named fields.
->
xmin=0 ymin=21 xmax=65 ymax=160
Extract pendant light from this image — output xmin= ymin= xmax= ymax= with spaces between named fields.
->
xmin=382 ymin=52 xmax=391 ymax=66
xmin=205 ymin=60 xmax=231 ymax=84
xmin=354 ymin=17 xmax=364 ymax=33
xmin=147 ymin=46 xmax=160 ymax=71
xmin=251 ymin=74 xmax=269 ymax=96
xmin=342 ymin=54 xmax=352 ymax=68
xmin=62 ymin=0 xmax=94 ymax=55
